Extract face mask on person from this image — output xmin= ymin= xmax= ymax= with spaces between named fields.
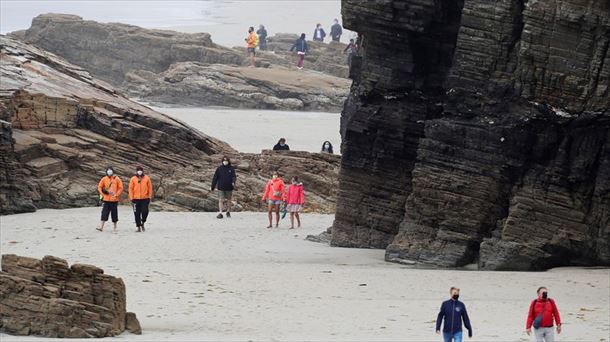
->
xmin=452 ymin=294 xmax=459 ymax=300
xmin=106 ymin=169 xmax=113 ymax=176
xmin=272 ymin=175 xmax=278 ymax=179
xmin=280 ymin=143 xmax=285 ymax=147
xmin=223 ymin=161 xmax=229 ymax=166
xmin=324 ymin=143 xmax=330 ymax=148
xmin=136 ymin=170 xmax=143 ymax=176
xmin=542 ymin=292 xmax=548 ymax=299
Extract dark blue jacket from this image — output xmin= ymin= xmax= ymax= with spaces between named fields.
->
xmin=313 ymin=28 xmax=326 ymax=41
xmin=290 ymin=39 xmax=308 ymax=53
xmin=330 ymin=23 xmax=342 ymax=40
xmin=436 ymin=299 xmax=472 ymax=336
xmin=211 ymin=165 xmax=236 ymax=191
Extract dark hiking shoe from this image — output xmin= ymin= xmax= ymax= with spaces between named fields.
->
xmin=217 ymin=213 xmax=223 ymax=219
xmin=141 ymin=223 xmax=145 ymax=232
xmin=136 ymin=227 xmax=141 ymax=232
xmin=226 ymin=212 xmax=231 ymax=218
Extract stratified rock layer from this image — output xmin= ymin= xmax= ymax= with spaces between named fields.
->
xmin=332 ymin=0 xmax=609 ymax=270
xmin=0 ymin=36 xmax=340 ymax=214
xmin=0 ymin=254 xmax=140 ymax=338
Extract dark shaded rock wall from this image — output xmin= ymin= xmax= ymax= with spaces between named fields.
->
xmin=332 ymin=0 xmax=609 ymax=270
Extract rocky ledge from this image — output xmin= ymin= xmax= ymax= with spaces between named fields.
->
xmin=0 ymin=254 xmax=141 ymax=337
xmin=331 ymin=0 xmax=609 ymax=270
xmin=0 ymin=36 xmax=340 ymax=215
xmin=12 ymin=14 xmax=351 ymax=112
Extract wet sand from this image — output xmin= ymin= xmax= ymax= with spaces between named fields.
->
xmin=1 ymin=208 xmax=608 ymax=341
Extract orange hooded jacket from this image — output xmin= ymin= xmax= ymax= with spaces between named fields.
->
xmin=98 ymin=175 xmax=123 ymax=202
xmin=129 ymin=175 xmax=153 ymax=200
xmin=262 ymin=178 xmax=286 ymax=201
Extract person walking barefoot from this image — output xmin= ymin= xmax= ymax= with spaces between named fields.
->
xmin=128 ymin=165 xmax=153 ymax=232
xmin=285 ymin=176 xmax=305 ymax=229
xmin=96 ymin=166 xmax=123 ymax=233
xmin=261 ymin=170 xmax=285 ymax=228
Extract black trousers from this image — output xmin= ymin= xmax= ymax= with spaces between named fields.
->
xmin=132 ymin=199 xmax=150 ymax=227
xmin=101 ymin=201 xmax=118 ymax=222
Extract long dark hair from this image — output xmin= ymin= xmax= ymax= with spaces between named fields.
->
xmin=321 ymin=141 xmax=333 ymax=154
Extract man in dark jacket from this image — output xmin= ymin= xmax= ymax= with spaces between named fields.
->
xmin=330 ymin=19 xmax=342 ymax=42
xmin=313 ymin=24 xmax=326 ymax=42
xmin=211 ymin=156 xmax=237 ymax=218
xmin=273 ymin=138 xmax=290 ymax=151
xmin=436 ymin=287 xmax=473 ymax=342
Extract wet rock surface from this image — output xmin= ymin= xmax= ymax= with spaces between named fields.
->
xmin=0 ymin=36 xmax=340 ymax=215
xmin=14 ymin=14 xmax=351 ymax=112
xmin=332 ymin=0 xmax=609 ymax=270
xmin=0 ymin=254 xmax=140 ymax=337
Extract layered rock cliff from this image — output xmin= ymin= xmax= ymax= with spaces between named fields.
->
xmin=332 ymin=0 xmax=609 ymax=270
xmin=13 ymin=14 xmax=351 ymax=112
xmin=0 ymin=36 xmax=340 ymax=215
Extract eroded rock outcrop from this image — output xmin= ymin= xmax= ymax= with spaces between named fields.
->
xmin=332 ymin=0 xmax=609 ymax=270
xmin=14 ymin=14 xmax=351 ymax=112
xmin=0 ymin=36 xmax=340 ymax=214
xmin=0 ymin=254 xmax=140 ymax=337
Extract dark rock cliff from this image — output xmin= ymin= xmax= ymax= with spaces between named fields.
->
xmin=332 ymin=0 xmax=609 ymax=270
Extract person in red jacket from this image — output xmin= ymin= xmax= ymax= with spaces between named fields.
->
xmin=526 ymin=287 xmax=562 ymax=342
xmin=285 ymin=176 xmax=305 ymax=229
xmin=261 ymin=170 xmax=285 ymax=228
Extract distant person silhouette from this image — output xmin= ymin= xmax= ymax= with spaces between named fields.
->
xmin=285 ymin=176 xmax=305 ymax=229
xmin=313 ymin=23 xmax=326 ymax=42
xmin=211 ymin=156 xmax=237 ymax=219
xmin=128 ymin=165 xmax=153 ymax=232
xmin=245 ymin=26 xmax=257 ymax=67
xmin=290 ymin=34 xmax=309 ymax=69
xmin=321 ymin=141 xmax=334 ymax=154
xmin=330 ymin=19 xmax=342 ymax=42
xmin=344 ymin=38 xmax=358 ymax=66
xmin=273 ymin=138 xmax=290 ymax=151
xmin=261 ymin=170 xmax=286 ymax=228
xmin=96 ymin=166 xmax=123 ymax=233
xmin=257 ymin=25 xmax=268 ymax=51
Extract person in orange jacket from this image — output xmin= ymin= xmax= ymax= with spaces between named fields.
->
xmin=97 ymin=166 xmax=123 ymax=233
xmin=245 ymin=26 xmax=257 ymax=67
xmin=129 ymin=166 xmax=153 ymax=232
xmin=262 ymin=170 xmax=286 ymax=228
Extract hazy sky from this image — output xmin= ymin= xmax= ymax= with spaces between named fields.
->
xmin=1 ymin=0 xmax=354 ymax=46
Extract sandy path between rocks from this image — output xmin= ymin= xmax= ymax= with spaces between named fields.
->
xmin=1 ymin=207 xmax=608 ymax=341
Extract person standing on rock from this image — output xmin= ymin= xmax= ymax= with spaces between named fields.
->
xmin=330 ymin=19 xmax=342 ymax=42
xmin=245 ymin=26 xmax=258 ymax=67
xmin=128 ymin=166 xmax=153 ymax=232
xmin=211 ymin=156 xmax=237 ymax=219
xmin=526 ymin=287 xmax=562 ymax=342
xmin=344 ymin=38 xmax=358 ymax=66
xmin=321 ymin=141 xmax=334 ymax=154
xmin=436 ymin=287 xmax=473 ymax=342
xmin=262 ymin=170 xmax=286 ymax=228
xmin=313 ymin=23 xmax=326 ymax=42
xmin=290 ymin=34 xmax=309 ymax=70
xmin=286 ymin=176 xmax=305 ymax=229
xmin=257 ymin=25 xmax=268 ymax=51
xmin=273 ymin=138 xmax=290 ymax=151
xmin=96 ymin=166 xmax=123 ymax=233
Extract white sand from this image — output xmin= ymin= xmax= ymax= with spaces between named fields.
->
xmin=1 ymin=207 xmax=608 ymax=341
xmin=152 ymin=106 xmax=341 ymax=154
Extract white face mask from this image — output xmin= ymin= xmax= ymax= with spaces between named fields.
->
xmin=324 ymin=144 xmax=330 ymax=148
xmin=223 ymin=161 xmax=229 ymax=166
xmin=136 ymin=170 xmax=143 ymax=176
xmin=106 ymin=170 xmax=113 ymax=176
xmin=280 ymin=143 xmax=285 ymax=146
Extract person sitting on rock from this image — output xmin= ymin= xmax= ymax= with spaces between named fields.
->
xmin=344 ymin=38 xmax=358 ymax=66
xmin=313 ymin=23 xmax=326 ymax=42
xmin=97 ymin=166 xmax=123 ymax=233
xmin=257 ymin=25 xmax=268 ymax=51
xmin=211 ymin=156 xmax=237 ymax=219
xmin=245 ymin=26 xmax=257 ymax=67
xmin=273 ymin=138 xmax=290 ymax=151
xmin=262 ymin=170 xmax=286 ymax=228
xmin=290 ymin=34 xmax=309 ymax=70
xmin=128 ymin=165 xmax=153 ymax=232
xmin=321 ymin=141 xmax=334 ymax=154
xmin=286 ymin=176 xmax=305 ymax=229
xmin=330 ymin=19 xmax=342 ymax=42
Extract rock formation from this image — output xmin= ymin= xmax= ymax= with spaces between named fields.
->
xmin=332 ymin=0 xmax=609 ymax=270
xmin=0 ymin=36 xmax=340 ymax=215
xmin=0 ymin=254 xmax=140 ymax=337
xmin=13 ymin=14 xmax=351 ymax=112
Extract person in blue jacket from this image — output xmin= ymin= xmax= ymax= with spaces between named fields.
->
xmin=313 ymin=23 xmax=326 ymax=42
xmin=436 ymin=287 xmax=473 ymax=342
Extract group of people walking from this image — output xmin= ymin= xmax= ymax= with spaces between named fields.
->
xmin=244 ymin=18 xmax=358 ymax=70
xmin=436 ymin=286 xmax=562 ymax=342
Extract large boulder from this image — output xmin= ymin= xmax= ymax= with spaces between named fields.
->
xmin=331 ymin=0 xmax=609 ymax=270
xmin=0 ymin=254 xmax=140 ymax=338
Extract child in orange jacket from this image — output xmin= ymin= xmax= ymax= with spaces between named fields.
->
xmin=262 ymin=170 xmax=285 ymax=228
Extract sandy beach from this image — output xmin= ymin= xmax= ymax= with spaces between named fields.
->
xmin=153 ymin=106 xmax=341 ymax=154
xmin=1 ymin=207 xmax=608 ymax=341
